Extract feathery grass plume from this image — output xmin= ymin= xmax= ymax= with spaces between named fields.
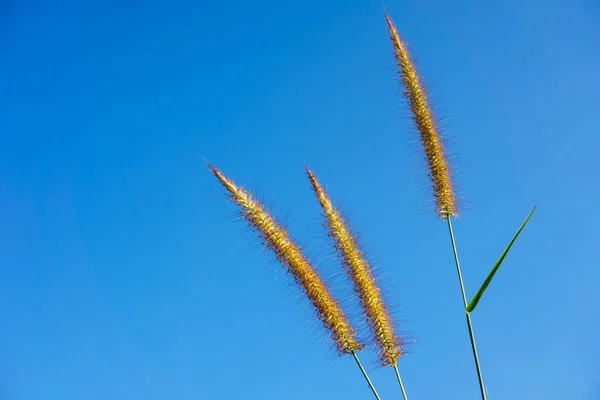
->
xmin=306 ymin=166 xmax=402 ymax=366
xmin=208 ymin=162 xmax=361 ymax=354
xmin=385 ymin=13 xmax=457 ymax=218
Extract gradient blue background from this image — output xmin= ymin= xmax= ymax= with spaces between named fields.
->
xmin=1 ymin=0 xmax=599 ymax=399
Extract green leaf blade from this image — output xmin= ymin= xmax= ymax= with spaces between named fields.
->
xmin=466 ymin=206 xmax=537 ymax=312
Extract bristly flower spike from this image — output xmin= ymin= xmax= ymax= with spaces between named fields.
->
xmin=306 ymin=166 xmax=402 ymax=366
xmin=208 ymin=162 xmax=361 ymax=354
xmin=385 ymin=13 xmax=457 ymax=218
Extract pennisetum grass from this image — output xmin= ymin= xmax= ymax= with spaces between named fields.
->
xmin=208 ymin=162 xmax=383 ymax=399
xmin=386 ymin=11 xmax=535 ymax=400
xmin=385 ymin=11 xmax=488 ymax=398
xmin=207 ymin=9 xmax=536 ymax=398
xmin=306 ymin=166 xmax=409 ymax=400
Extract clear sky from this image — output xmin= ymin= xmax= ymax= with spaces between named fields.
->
xmin=1 ymin=0 xmax=599 ymax=399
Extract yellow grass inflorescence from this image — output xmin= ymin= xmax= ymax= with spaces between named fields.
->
xmin=385 ymin=13 xmax=457 ymax=218
xmin=306 ymin=166 xmax=402 ymax=366
xmin=208 ymin=162 xmax=361 ymax=354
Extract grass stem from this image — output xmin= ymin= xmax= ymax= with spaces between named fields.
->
xmin=446 ymin=216 xmax=487 ymax=400
xmin=393 ymin=363 xmax=409 ymax=400
xmin=352 ymin=351 xmax=382 ymax=400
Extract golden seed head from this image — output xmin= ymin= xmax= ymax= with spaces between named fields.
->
xmin=385 ymin=13 xmax=457 ymax=218
xmin=209 ymin=163 xmax=361 ymax=354
xmin=306 ymin=166 xmax=402 ymax=366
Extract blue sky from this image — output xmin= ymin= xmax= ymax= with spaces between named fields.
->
xmin=1 ymin=0 xmax=599 ymax=399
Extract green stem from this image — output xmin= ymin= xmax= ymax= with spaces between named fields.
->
xmin=393 ymin=363 xmax=408 ymax=400
xmin=351 ymin=351 xmax=382 ymax=400
xmin=446 ymin=216 xmax=487 ymax=400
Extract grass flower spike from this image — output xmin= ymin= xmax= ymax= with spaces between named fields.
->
xmin=307 ymin=166 xmax=409 ymax=399
xmin=385 ymin=13 xmax=456 ymax=218
xmin=208 ymin=162 xmax=361 ymax=354
xmin=306 ymin=166 xmax=401 ymax=366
